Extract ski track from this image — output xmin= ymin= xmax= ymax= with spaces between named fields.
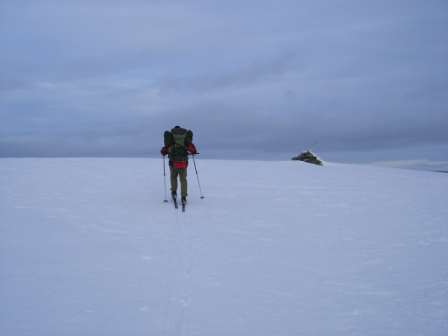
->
xmin=164 ymin=202 xmax=194 ymax=336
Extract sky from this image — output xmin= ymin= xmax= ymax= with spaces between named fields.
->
xmin=1 ymin=0 xmax=447 ymax=170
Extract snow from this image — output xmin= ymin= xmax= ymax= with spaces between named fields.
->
xmin=1 ymin=158 xmax=447 ymax=336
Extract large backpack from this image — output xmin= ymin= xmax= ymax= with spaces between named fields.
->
xmin=164 ymin=127 xmax=193 ymax=162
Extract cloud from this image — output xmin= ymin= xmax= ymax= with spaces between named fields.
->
xmin=0 ymin=0 xmax=447 ymax=167
xmin=156 ymin=52 xmax=297 ymax=94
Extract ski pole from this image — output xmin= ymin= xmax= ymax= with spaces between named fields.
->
xmin=163 ymin=155 xmax=168 ymax=202
xmin=191 ymin=154 xmax=204 ymax=199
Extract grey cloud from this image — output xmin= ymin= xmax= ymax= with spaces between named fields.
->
xmin=2 ymin=102 xmax=447 ymax=163
xmin=1 ymin=0 xmax=447 ymax=168
xmin=156 ymin=52 xmax=297 ymax=94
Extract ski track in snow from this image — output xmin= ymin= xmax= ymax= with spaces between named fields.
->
xmin=164 ymin=207 xmax=194 ymax=335
xmin=0 ymin=158 xmax=447 ymax=336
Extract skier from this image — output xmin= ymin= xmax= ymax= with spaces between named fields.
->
xmin=160 ymin=126 xmax=197 ymax=205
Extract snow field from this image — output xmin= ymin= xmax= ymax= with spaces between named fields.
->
xmin=0 ymin=158 xmax=447 ymax=335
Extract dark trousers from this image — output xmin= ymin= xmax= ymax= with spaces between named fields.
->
xmin=170 ymin=167 xmax=188 ymax=196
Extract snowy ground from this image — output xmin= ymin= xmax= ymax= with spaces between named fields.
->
xmin=1 ymin=158 xmax=447 ymax=336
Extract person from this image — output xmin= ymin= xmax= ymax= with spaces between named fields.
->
xmin=160 ymin=126 xmax=197 ymax=205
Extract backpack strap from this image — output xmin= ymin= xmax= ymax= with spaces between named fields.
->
xmin=164 ymin=131 xmax=173 ymax=147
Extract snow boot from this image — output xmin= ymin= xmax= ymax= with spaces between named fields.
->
xmin=181 ymin=196 xmax=187 ymax=205
xmin=171 ymin=190 xmax=177 ymax=200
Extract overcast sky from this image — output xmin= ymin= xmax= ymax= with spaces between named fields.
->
xmin=1 ymin=0 xmax=447 ymax=169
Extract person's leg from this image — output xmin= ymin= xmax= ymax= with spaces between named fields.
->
xmin=179 ymin=168 xmax=188 ymax=197
xmin=170 ymin=166 xmax=179 ymax=197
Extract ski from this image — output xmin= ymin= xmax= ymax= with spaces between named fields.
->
xmin=173 ymin=198 xmax=178 ymax=209
xmin=181 ymin=197 xmax=186 ymax=212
